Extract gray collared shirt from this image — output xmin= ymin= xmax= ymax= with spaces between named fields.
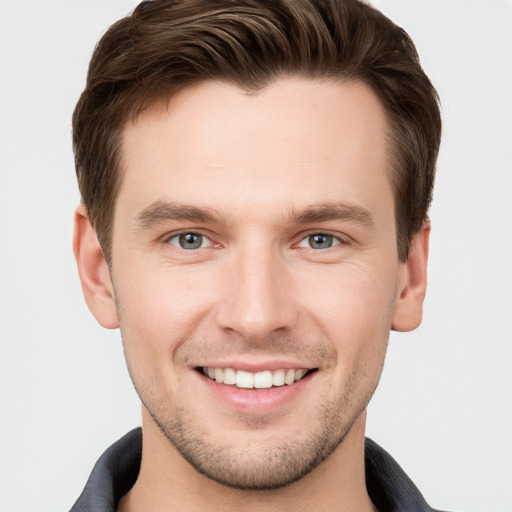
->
xmin=69 ymin=428 xmax=447 ymax=512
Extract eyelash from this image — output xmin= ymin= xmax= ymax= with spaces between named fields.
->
xmin=295 ymin=232 xmax=345 ymax=250
xmin=165 ymin=231 xmax=348 ymax=251
xmin=166 ymin=231 xmax=218 ymax=250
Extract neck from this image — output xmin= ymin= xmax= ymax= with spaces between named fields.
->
xmin=118 ymin=409 xmax=376 ymax=512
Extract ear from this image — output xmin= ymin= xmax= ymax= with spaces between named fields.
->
xmin=73 ymin=204 xmax=119 ymax=329
xmin=391 ymin=221 xmax=430 ymax=332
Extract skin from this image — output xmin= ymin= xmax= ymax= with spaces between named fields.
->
xmin=74 ymin=77 xmax=429 ymax=512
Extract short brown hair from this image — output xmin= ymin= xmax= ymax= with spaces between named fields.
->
xmin=73 ymin=0 xmax=441 ymax=263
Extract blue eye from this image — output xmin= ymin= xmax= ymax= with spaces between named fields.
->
xmin=169 ymin=233 xmax=208 ymax=250
xmin=298 ymin=233 xmax=340 ymax=250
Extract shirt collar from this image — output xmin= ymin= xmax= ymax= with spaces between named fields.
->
xmin=70 ymin=428 xmax=441 ymax=512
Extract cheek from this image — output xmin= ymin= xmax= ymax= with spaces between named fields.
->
xmin=299 ymin=260 xmax=398 ymax=332
xmin=112 ymin=261 xmax=229 ymax=404
xmin=297 ymin=262 xmax=396 ymax=378
xmin=114 ymin=261 xmax=214 ymax=339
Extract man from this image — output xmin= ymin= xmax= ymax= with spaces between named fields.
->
xmin=70 ymin=0 xmax=442 ymax=510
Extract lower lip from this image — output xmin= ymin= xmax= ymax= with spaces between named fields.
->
xmin=196 ymin=371 xmax=314 ymax=413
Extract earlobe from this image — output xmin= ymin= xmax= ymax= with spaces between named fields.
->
xmin=391 ymin=221 xmax=430 ymax=332
xmin=73 ymin=204 xmax=119 ymax=329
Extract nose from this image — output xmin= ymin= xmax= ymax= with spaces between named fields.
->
xmin=215 ymin=243 xmax=298 ymax=341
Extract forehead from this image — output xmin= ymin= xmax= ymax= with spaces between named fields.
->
xmin=118 ymin=77 xmax=392 ymax=225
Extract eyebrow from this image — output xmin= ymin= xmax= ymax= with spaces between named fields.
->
xmin=134 ymin=200 xmax=229 ymax=230
xmin=287 ymin=203 xmax=376 ymax=229
xmin=134 ymin=200 xmax=375 ymax=230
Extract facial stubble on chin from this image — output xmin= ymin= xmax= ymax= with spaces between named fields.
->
xmin=123 ymin=343 xmax=384 ymax=492
xmin=145 ymin=395 xmax=369 ymax=491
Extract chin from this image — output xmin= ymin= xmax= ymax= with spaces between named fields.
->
xmin=145 ymin=393 xmax=365 ymax=490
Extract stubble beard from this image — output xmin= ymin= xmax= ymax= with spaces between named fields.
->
xmin=137 ymin=366 xmax=381 ymax=491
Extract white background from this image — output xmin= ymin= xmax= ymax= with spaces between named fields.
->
xmin=0 ymin=1 xmax=511 ymax=511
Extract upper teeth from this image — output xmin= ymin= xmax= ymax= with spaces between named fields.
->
xmin=202 ymin=367 xmax=308 ymax=389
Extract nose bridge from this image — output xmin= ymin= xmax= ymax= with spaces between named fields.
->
xmin=216 ymin=237 xmax=297 ymax=340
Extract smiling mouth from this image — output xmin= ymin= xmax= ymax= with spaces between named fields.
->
xmin=198 ymin=367 xmax=317 ymax=389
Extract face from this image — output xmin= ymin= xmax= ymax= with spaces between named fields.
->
xmin=89 ymin=78 xmax=422 ymax=489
